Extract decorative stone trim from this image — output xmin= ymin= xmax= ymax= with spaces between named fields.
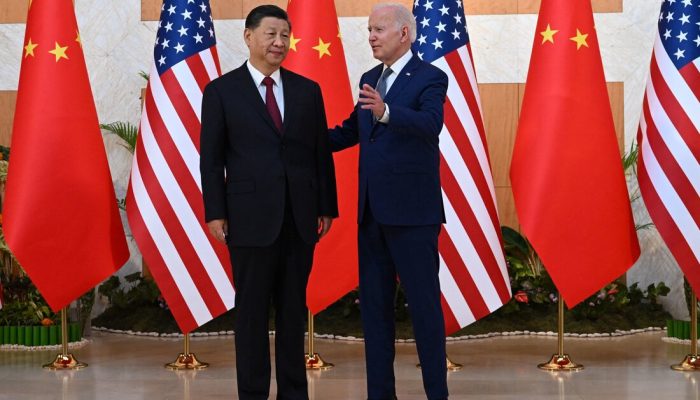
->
xmin=0 ymin=339 xmax=90 ymax=351
xmin=92 ymin=326 xmax=665 ymax=342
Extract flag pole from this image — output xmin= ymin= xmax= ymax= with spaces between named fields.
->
xmin=537 ymin=294 xmax=583 ymax=371
xmin=305 ymin=310 xmax=333 ymax=370
xmin=43 ymin=308 xmax=86 ymax=370
xmin=165 ymin=333 xmax=209 ymax=370
xmin=671 ymin=289 xmax=700 ymax=371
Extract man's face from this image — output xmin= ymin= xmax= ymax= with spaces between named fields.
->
xmin=244 ymin=17 xmax=290 ymax=71
xmin=368 ymin=8 xmax=409 ymax=65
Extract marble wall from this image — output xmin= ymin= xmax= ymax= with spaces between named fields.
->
xmin=0 ymin=0 xmax=686 ymax=318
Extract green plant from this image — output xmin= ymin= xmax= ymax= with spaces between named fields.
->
xmin=622 ymin=141 xmax=654 ymax=231
xmin=100 ymin=121 xmax=138 ymax=154
xmin=98 ymin=272 xmax=161 ymax=310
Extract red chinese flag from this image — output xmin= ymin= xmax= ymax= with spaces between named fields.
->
xmin=3 ymin=0 xmax=129 ymax=311
xmin=283 ymin=0 xmax=358 ymax=314
xmin=510 ymin=0 xmax=640 ymax=307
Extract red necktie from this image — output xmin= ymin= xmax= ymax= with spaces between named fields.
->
xmin=262 ymin=76 xmax=283 ymax=133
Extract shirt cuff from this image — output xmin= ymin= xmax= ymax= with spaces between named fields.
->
xmin=377 ymin=103 xmax=390 ymax=124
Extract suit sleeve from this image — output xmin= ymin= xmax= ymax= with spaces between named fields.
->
xmin=328 ymin=76 xmax=366 ymax=152
xmin=199 ymin=82 xmax=228 ymax=222
xmin=386 ymin=68 xmax=448 ymax=139
xmin=314 ymin=83 xmax=339 ymax=218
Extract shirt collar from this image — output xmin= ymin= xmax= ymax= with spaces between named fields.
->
xmin=383 ymin=49 xmax=413 ymax=76
xmin=246 ymin=60 xmax=282 ymax=87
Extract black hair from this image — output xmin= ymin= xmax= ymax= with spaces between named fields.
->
xmin=245 ymin=5 xmax=291 ymax=31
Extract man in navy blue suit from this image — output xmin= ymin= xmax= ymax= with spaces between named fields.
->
xmin=329 ymin=3 xmax=449 ymax=399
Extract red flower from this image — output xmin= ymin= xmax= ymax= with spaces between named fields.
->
xmin=514 ymin=291 xmax=529 ymax=304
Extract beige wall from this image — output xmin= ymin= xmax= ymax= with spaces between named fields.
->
xmin=137 ymin=0 xmax=622 ymax=20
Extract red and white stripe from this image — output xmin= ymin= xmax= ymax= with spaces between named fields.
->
xmin=126 ymin=46 xmax=235 ymax=334
xmin=432 ymin=45 xmax=512 ymax=334
xmin=638 ymin=35 xmax=700 ymax=292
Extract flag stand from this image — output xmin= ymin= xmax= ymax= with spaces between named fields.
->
xmin=538 ymin=295 xmax=583 ymax=371
xmin=417 ymin=356 xmax=464 ymax=371
xmin=43 ymin=308 xmax=87 ymax=370
xmin=165 ymin=333 xmax=209 ymax=370
xmin=671 ymin=289 xmax=700 ymax=371
xmin=305 ymin=311 xmax=333 ymax=370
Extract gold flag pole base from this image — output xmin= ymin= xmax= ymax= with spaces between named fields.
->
xmin=446 ymin=356 xmax=463 ymax=371
xmin=305 ymin=352 xmax=334 ymax=370
xmin=671 ymin=354 xmax=700 ymax=371
xmin=43 ymin=308 xmax=86 ymax=370
xmin=537 ymin=297 xmax=583 ymax=372
xmin=673 ymin=289 xmax=700 ymax=371
xmin=165 ymin=353 xmax=209 ymax=370
xmin=165 ymin=333 xmax=209 ymax=370
xmin=416 ymin=356 xmax=463 ymax=371
xmin=305 ymin=311 xmax=334 ymax=370
xmin=537 ymin=354 xmax=583 ymax=371
xmin=43 ymin=353 xmax=87 ymax=370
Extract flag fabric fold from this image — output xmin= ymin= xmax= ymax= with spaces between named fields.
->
xmin=510 ymin=0 xmax=640 ymax=308
xmin=3 ymin=0 xmax=130 ymax=311
xmin=126 ymin=0 xmax=234 ymax=333
xmin=283 ymin=0 xmax=359 ymax=315
xmin=412 ymin=0 xmax=511 ymax=334
xmin=637 ymin=2 xmax=700 ymax=293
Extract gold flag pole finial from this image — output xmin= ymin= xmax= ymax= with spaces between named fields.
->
xmin=537 ymin=294 xmax=583 ymax=371
xmin=43 ymin=308 xmax=87 ymax=370
xmin=672 ymin=289 xmax=700 ymax=371
xmin=305 ymin=310 xmax=333 ymax=370
xmin=165 ymin=333 xmax=209 ymax=370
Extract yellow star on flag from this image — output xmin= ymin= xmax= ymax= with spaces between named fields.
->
xmin=49 ymin=42 xmax=69 ymax=62
xmin=540 ymin=24 xmax=558 ymax=44
xmin=337 ymin=25 xmax=342 ymax=39
xmin=570 ymin=29 xmax=589 ymax=50
xmin=24 ymin=38 xmax=38 ymax=58
xmin=76 ymin=30 xmax=82 ymax=47
xmin=290 ymin=32 xmax=301 ymax=52
xmin=312 ymin=38 xmax=331 ymax=59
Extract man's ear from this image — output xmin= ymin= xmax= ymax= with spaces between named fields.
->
xmin=244 ymin=28 xmax=252 ymax=45
xmin=400 ymin=26 xmax=409 ymax=43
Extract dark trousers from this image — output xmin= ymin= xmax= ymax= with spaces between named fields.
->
xmin=229 ymin=203 xmax=314 ymax=400
xmin=359 ymin=203 xmax=448 ymax=400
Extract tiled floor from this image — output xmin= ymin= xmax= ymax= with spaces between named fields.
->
xmin=1 ymin=331 xmax=699 ymax=399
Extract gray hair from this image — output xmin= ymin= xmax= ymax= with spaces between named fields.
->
xmin=372 ymin=2 xmax=417 ymax=43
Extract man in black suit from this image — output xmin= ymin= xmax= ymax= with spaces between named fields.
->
xmin=329 ymin=3 xmax=449 ymax=400
xmin=199 ymin=5 xmax=338 ymax=399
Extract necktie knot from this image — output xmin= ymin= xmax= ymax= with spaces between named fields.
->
xmin=262 ymin=76 xmax=275 ymax=88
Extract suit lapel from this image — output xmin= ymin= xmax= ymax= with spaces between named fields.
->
xmin=237 ymin=63 xmax=281 ymax=135
xmin=383 ymin=55 xmax=420 ymax=104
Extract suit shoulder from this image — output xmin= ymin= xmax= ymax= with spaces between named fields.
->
xmin=416 ymin=59 xmax=448 ymax=81
xmin=281 ymin=68 xmax=320 ymax=89
xmin=205 ymin=64 xmax=246 ymax=92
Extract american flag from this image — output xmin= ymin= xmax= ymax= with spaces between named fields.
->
xmin=637 ymin=0 xmax=700 ymax=293
xmin=412 ymin=0 xmax=511 ymax=333
xmin=126 ymin=0 xmax=235 ymax=334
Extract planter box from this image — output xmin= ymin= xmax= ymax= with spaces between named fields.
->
xmin=666 ymin=319 xmax=700 ymax=340
xmin=0 ymin=323 xmax=82 ymax=346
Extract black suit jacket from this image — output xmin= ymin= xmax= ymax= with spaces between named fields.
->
xmin=200 ymin=63 xmax=338 ymax=246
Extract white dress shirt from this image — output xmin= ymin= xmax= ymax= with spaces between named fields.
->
xmin=246 ymin=61 xmax=285 ymax=120
xmin=377 ymin=49 xmax=414 ymax=123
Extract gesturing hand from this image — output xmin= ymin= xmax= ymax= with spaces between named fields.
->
xmin=359 ymin=84 xmax=386 ymax=119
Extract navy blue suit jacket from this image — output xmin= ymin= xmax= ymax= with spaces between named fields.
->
xmin=329 ymin=54 xmax=448 ymax=226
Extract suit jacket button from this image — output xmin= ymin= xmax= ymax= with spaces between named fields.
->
xmin=370 ymin=138 xmax=375 ymax=143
